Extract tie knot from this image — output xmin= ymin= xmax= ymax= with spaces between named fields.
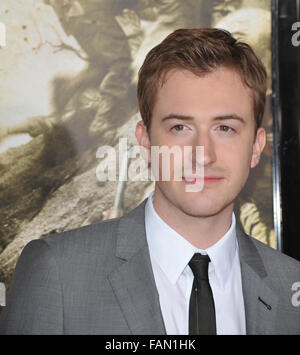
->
xmin=188 ymin=253 xmax=210 ymax=280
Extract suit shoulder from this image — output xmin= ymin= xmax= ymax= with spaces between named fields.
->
xmin=40 ymin=216 xmax=122 ymax=253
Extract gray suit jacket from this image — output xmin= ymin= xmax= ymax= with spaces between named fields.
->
xmin=0 ymin=198 xmax=300 ymax=334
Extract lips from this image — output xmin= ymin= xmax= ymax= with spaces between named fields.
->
xmin=183 ymin=176 xmax=224 ymax=184
xmin=183 ymin=177 xmax=200 ymax=183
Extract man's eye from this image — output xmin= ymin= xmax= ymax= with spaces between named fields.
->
xmin=172 ymin=124 xmax=187 ymax=132
xmin=218 ymin=125 xmax=235 ymax=133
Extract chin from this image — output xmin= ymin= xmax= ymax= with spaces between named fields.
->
xmin=156 ymin=183 xmax=235 ymax=218
xmin=180 ymin=204 xmax=224 ymax=218
xmin=178 ymin=196 xmax=234 ymax=218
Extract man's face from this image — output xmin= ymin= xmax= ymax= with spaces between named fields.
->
xmin=136 ymin=67 xmax=266 ymax=218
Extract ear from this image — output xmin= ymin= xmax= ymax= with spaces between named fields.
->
xmin=135 ymin=120 xmax=151 ymax=163
xmin=250 ymin=127 xmax=266 ymax=168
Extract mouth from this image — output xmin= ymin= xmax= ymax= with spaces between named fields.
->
xmin=183 ymin=176 xmax=224 ymax=185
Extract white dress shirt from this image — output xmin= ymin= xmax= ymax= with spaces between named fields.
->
xmin=145 ymin=191 xmax=246 ymax=335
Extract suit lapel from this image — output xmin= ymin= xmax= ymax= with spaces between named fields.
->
xmin=108 ymin=199 xmax=279 ymax=335
xmin=236 ymin=227 xmax=278 ymax=334
xmin=108 ymin=199 xmax=166 ymax=335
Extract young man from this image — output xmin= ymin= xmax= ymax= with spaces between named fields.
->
xmin=0 ymin=28 xmax=299 ymax=335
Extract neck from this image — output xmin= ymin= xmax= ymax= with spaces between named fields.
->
xmin=152 ymin=186 xmax=234 ymax=249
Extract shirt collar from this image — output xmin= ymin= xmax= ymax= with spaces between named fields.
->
xmin=145 ymin=190 xmax=237 ymax=288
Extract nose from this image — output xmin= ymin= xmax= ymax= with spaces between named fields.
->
xmin=188 ymin=131 xmax=217 ymax=169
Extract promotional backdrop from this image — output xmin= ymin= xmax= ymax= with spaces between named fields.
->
xmin=0 ymin=0 xmax=274 ymax=290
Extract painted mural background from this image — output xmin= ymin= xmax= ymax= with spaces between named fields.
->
xmin=0 ymin=0 xmax=273 ymax=289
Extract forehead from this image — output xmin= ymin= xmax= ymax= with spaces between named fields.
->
xmin=153 ymin=67 xmax=254 ymax=121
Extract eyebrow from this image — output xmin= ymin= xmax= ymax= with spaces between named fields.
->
xmin=161 ymin=113 xmax=246 ymax=124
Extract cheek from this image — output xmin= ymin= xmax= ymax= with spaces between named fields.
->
xmin=217 ymin=145 xmax=253 ymax=175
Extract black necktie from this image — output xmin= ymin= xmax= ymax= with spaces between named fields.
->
xmin=188 ymin=253 xmax=216 ymax=335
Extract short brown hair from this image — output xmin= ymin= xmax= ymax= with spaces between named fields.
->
xmin=137 ymin=28 xmax=267 ymax=133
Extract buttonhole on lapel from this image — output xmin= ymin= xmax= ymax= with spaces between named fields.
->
xmin=258 ymin=296 xmax=272 ymax=310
